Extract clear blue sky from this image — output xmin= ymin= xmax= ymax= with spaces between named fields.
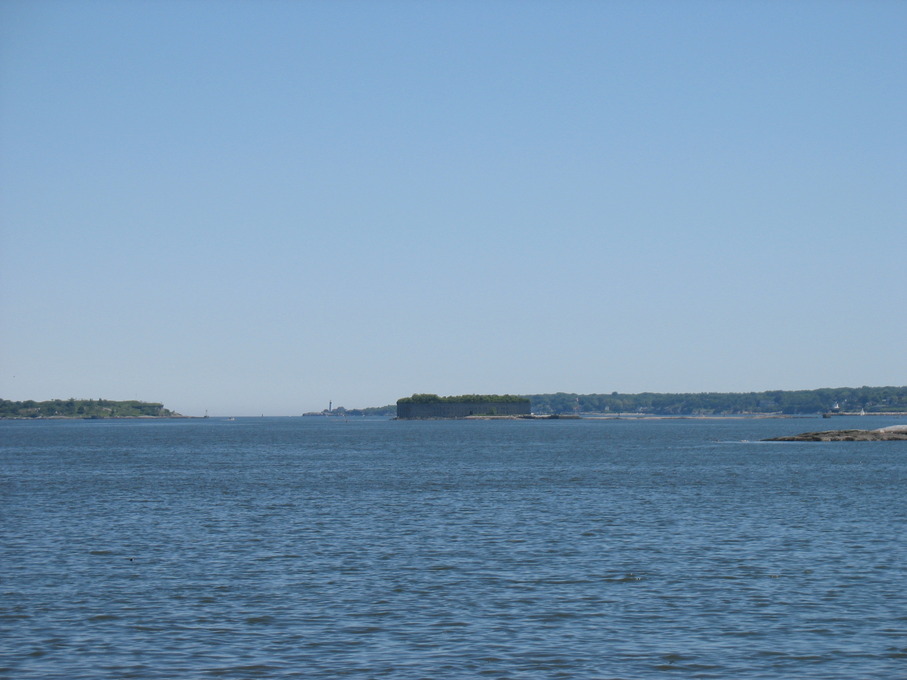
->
xmin=2 ymin=1 xmax=905 ymax=415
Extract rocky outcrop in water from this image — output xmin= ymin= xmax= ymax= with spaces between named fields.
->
xmin=765 ymin=425 xmax=907 ymax=441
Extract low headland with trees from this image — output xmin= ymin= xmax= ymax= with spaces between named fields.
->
xmin=6 ymin=386 xmax=905 ymax=420
xmin=0 ymin=399 xmax=181 ymax=419
xmin=337 ymin=386 xmax=907 ymax=418
xmin=525 ymin=386 xmax=907 ymax=416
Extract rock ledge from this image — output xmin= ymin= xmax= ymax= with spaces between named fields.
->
xmin=765 ymin=425 xmax=907 ymax=442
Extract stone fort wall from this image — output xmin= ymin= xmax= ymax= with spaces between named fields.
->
xmin=396 ymin=401 xmax=531 ymax=419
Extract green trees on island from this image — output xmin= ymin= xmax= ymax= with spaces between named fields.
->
xmin=6 ymin=387 xmax=904 ymax=419
xmin=0 ymin=399 xmax=177 ymax=419
xmin=373 ymin=388 xmax=907 ymax=417
xmin=526 ymin=386 xmax=907 ymax=415
xmin=393 ymin=389 xmax=907 ymax=416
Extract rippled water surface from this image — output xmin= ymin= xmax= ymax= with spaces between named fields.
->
xmin=2 ymin=416 xmax=906 ymax=678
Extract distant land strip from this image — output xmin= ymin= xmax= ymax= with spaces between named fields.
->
xmin=324 ymin=386 xmax=907 ymax=418
xmin=523 ymin=386 xmax=907 ymax=416
xmin=0 ymin=399 xmax=181 ymax=419
xmin=7 ymin=386 xmax=907 ymax=419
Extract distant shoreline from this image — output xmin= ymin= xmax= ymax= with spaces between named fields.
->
xmin=0 ymin=398 xmax=180 ymax=419
xmin=403 ymin=413 xmax=815 ymax=421
xmin=395 ymin=412 xmax=907 ymax=421
xmin=0 ymin=415 xmax=188 ymax=421
xmin=5 ymin=412 xmax=906 ymax=422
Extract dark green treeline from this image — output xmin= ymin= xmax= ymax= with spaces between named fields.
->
xmin=0 ymin=399 xmax=177 ymax=419
xmin=527 ymin=386 xmax=907 ymax=415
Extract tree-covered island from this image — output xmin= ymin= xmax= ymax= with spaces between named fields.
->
xmin=330 ymin=386 xmax=907 ymax=419
xmin=526 ymin=386 xmax=907 ymax=416
xmin=0 ymin=399 xmax=181 ymax=419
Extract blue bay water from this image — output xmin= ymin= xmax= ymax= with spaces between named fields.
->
xmin=1 ymin=416 xmax=905 ymax=679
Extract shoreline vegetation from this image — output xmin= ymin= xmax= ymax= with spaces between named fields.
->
xmin=316 ymin=386 xmax=907 ymax=419
xmin=5 ymin=386 xmax=907 ymax=420
xmin=523 ymin=387 xmax=907 ymax=417
xmin=0 ymin=399 xmax=181 ymax=419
